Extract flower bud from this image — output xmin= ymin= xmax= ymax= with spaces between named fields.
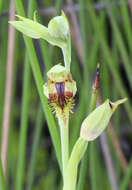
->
xmin=80 ymin=98 xmax=127 ymax=141
xmin=48 ymin=12 xmax=69 ymax=39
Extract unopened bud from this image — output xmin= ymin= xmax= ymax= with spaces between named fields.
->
xmin=80 ymin=98 xmax=127 ymax=141
xmin=48 ymin=11 xmax=69 ymax=39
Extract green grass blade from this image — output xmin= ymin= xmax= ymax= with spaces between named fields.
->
xmin=15 ymin=54 xmax=31 ymax=190
xmin=78 ymin=0 xmax=90 ymax=105
xmin=120 ymin=0 xmax=132 ymax=54
xmin=26 ymin=105 xmax=44 ymax=190
xmin=0 ymin=0 xmax=3 ymax=14
xmin=0 ymin=158 xmax=5 ymax=190
xmin=120 ymin=157 xmax=132 ymax=190
xmin=13 ymin=0 xmax=61 ymax=171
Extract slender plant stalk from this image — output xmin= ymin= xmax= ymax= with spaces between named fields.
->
xmin=62 ymin=44 xmax=71 ymax=72
xmin=63 ymin=137 xmax=88 ymax=190
xmin=0 ymin=158 xmax=5 ymax=190
xmin=58 ymin=114 xmax=69 ymax=179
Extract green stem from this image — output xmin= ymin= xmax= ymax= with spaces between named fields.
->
xmin=62 ymin=40 xmax=71 ymax=72
xmin=0 ymin=158 xmax=5 ymax=190
xmin=63 ymin=137 xmax=87 ymax=190
xmin=58 ymin=113 xmax=69 ymax=179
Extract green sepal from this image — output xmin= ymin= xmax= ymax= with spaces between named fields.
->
xmin=9 ymin=15 xmax=65 ymax=47
xmin=9 ymin=21 xmax=42 ymax=39
xmin=9 ymin=13 xmax=71 ymax=70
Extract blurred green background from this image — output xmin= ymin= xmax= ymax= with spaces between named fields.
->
xmin=0 ymin=0 xmax=132 ymax=189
